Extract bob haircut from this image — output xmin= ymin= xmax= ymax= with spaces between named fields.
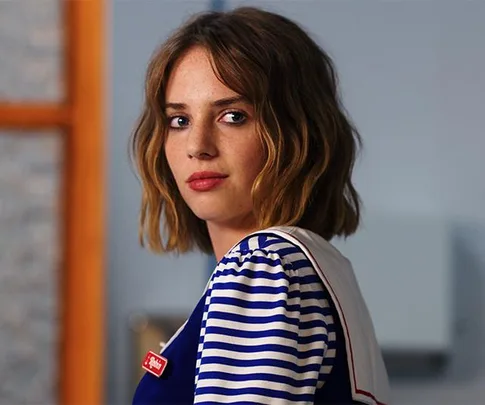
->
xmin=131 ymin=6 xmax=362 ymax=255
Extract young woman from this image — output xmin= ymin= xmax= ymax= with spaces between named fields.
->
xmin=131 ymin=6 xmax=390 ymax=405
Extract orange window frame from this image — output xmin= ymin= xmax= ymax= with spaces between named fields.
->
xmin=0 ymin=1 xmax=105 ymax=404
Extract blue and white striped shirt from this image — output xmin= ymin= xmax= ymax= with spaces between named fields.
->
xmin=194 ymin=233 xmax=337 ymax=404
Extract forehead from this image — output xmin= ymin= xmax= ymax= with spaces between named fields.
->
xmin=165 ymin=47 xmax=238 ymax=102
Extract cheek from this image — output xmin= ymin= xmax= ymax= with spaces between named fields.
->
xmin=164 ymin=141 xmax=183 ymax=183
xmin=241 ymin=144 xmax=266 ymax=185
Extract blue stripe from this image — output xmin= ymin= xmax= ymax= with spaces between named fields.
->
xmin=299 ymin=319 xmax=328 ymax=330
xmin=301 ymin=304 xmax=332 ymax=316
xmin=322 ymin=355 xmax=336 ymax=366
xmin=208 ymin=296 xmax=301 ymax=311
xmin=205 ymin=326 xmax=298 ymax=340
xmin=239 ymin=238 xmax=249 ymax=252
xmin=202 ymin=341 xmax=324 ymax=359
xmin=213 ymin=269 xmax=322 ymax=288
xmin=258 ymin=235 xmax=267 ymax=246
xmin=208 ymin=298 xmax=334 ymax=319
xmin=220 ymin=254 xmax=291 ymax=270
xmin=213 ymin=267 xmax=291 ymax=281
xmin=195 ymin=386 xmax=314 ymax=402
xmin=252 ymin=233 xmax=298 ymax=249
xmin=290 ymin=290 xmax=326 ymax=300
xmin=206 ymin=314 xmax=328 ymax=338
xmin=199 ymin=356 xmax=321 ymax=374
xmin=271 ymin=246 xmax=303 ymax=256
xmin=199 ymin=324 xmax=333 ymax=344
xmin=205 ymin=326 xmax=327 ymax=345
xmin=200 ymin=330 xmax=328 ymax=346
xmin=259 ymin=237 xmax=290 ymax=249
xmin=197 ymin=403 xmax=265 ymax=405
xmin=198 ymin=371 xmax=318 ymax=388
xmin=291 ymin=259 xmax=315 ymax=270
xmin=299 ymin=274 xmax=322 ymax=284
xmin=207 ymin=311 xmax=300 ymax=326
xmin=299 ymin=333 xmax=329 ymax=345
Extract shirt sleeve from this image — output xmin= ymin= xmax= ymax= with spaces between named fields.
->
xmin=194 ymin=247 xmax=332 ymax=404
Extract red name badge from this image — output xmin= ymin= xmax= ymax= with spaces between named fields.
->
xmin=142 ymin=351 xmax=168 ymax=377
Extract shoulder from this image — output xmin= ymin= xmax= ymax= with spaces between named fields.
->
xmin=225 ymin=230 xmax=308 ymax=264
xmin=212 ymin=231 xmax=322 ymax=292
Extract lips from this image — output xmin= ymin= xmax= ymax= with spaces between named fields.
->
xmin=187 ymin=171 xmax=227 ymax=182
xmin=187 ymin=171 xmax=228 ymax=192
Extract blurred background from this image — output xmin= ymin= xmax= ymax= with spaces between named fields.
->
xmin=0 ymin=0 xmax=484 ymax=404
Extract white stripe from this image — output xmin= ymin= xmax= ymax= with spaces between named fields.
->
xmin=205 ymin=303 xmax=293 ymax=317
xmin=209 ymin=289 xmax=294 ymax=302
xmin=317 ymin=365 xmax=334 ymax=388
xmin=218 ymin=254 xmax=314 ymax=273
xmin=194 ymin=393 xmax=310 ymax=404
xmin=202 ymin=334 xmax=325 ymax=353
xmin=212 ymin=275 xmax=327 ymax=296
xmin=212 ymin=278 xmax=326 ymax=297
xmin=195 ymin=378 xmax=315 ymax=396
xmin=247 ymin=236 xmax=260 ymax=251
xmin=215 ymin=260 xmax=296 ymax=276
xmin=258 ymin=241 xmax=293 ymax=252
xmin=204 ymin=304 xmax=334 ymax=327
xmin=217 ymin=256 xmax=290 ymax=269
xmin=320 ymin=365 xmax=333 ymax=374
xmin=212 ymin=274 xmax=291 ymax=288
xmin=203 ymin=333 xmax=296 ymax=348
xmin=299 ymin=282 xmax=326 ymax=293
xmin=205 ymin=316 xmax=331 ymax=334
xmin=197 ymin=363 xmax=323 ymax=380
xmin=224 ymin=248 xmax=281 ymax=259
xmin=198 ymin=348 xmax=324 ymax=366
xmin=209 ymin=288 xmax=326 ymax=305
xmin=280 ymin=251 xmax=311 ymax=264
xmin=205 ymin=318 xmax=299 ymax=333
xmin=204 ymin=303 xmax=331 ymax=324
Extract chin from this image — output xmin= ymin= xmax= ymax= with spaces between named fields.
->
xmin=189 ymin=207 xmax=225 ymax=222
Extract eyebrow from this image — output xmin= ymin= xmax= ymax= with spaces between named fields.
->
xmin=164 ymin=96 xmax=248 ymax=110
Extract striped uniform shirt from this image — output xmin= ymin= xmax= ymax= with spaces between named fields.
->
xmin=194 ymin=233 xmax=337 ymax=404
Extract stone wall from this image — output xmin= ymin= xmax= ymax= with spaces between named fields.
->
xmin=0 ymin=1 xmax=62 ymax=404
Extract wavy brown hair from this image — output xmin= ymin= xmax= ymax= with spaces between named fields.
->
xmin=131 ymin=6 xmax=362 ymax=255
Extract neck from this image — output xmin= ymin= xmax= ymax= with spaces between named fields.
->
xmin=207 ymin=220 xmax=260 ymax=261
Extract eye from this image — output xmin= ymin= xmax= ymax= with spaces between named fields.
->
xmin=169 ymin=116 xmax=189 ymax=129
xmin=220 ymin=111 xmax=247 ymax=125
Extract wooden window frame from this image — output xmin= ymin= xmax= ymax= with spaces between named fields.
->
xmin=0 ymin=1 xmax=105 ymax=404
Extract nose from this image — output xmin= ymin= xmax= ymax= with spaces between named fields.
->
xmin=186 ymin=118 xmax=217 ymax=160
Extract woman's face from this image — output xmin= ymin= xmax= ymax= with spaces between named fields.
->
xmin=164 ymin=46 xmax=265 ymax=230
